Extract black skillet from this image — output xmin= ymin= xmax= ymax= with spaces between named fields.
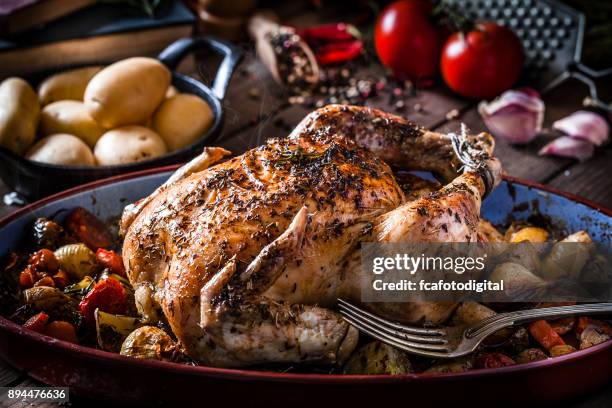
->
xmin=0 ymin=36 xmax=243 ymax=201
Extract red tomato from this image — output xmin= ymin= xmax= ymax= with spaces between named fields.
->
xmin=374 ymin=0 xmax=444 ymax=86
xmin=474 ymin=352 xmax=516 ymax=369
xmin=96 ymin=249 xmax=126 ymax=277
xmin=28 ymin=249 xmax=59 ymax=273
xmin=79 ymin=278 xmax=127 ymax=323
xmin=441 ymin=22 xmax=524 ymax=99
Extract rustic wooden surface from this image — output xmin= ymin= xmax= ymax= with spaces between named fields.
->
xmin=1 ymin=2 xmax=611 ymax=406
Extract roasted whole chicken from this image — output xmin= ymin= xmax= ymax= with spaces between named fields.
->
xmin=121 ymin=105 xmax=502 ymax=367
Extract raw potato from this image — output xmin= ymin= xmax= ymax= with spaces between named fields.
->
xmin=38 ymin=66 xmax=102 ymax=105
xmin=153 ymin=93 xmax=214 ymax=151
xmin=26 ymin=134 xmax=95 ymax=166
xmin=40 ymin=100 xmax=105 ymax=147
xmin=94 ymin=126 xmax=167 ymax=165
xmin=0 ymin=77 xmax=40 ymax=154
xmin=84 ymin=57 xmax=171 ymax=128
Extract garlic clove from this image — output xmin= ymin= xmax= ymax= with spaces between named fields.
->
xmin=478 ymin=88 xmax=544 ymax=145
xmin=538 ymin=136 xmax=595 ymax=161
xmin=552 ymin=110 xmax=609 ymax=146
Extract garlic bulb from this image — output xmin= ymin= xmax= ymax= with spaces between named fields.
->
xmin=478 ymin=88 xmax=544 ymax=145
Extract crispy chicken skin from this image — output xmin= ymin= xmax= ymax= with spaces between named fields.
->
xmin=122 ymin=105 xmax=501 ymax=367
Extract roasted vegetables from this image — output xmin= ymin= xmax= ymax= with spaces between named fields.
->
xmin=31 ymin=218 xmax=65 ymax=250
xmin=451 ymin=302 xmax=510 ymax=344
xmin=540 ymin=231 xmax=594 ymax=280
xmin=3 ymin=205 xmax=612 ymax=373
xmin=64 ymin=207 xmax=112 ymax=250
xmin=54 ymin=243 xmax=98 ymax=280
xmin=528 ymin=320 xmax=566 ymax=351
xmin=23 ymin=286 xmax=75 ymax=311
xmin=515 ymin=348 xmax=548 ymax=364
xmin=508 ymin=227 xmax=549 ymax=243
xmin=22 ymin=312 xmax=49 ymax=333
xmin=79 ymin=278 xmax=127 ymax=324
xmin=474 ymin=352 xmax=515 ymax=369
xmin=343 ymin=341 xmax=412 ymax=374
xmin=424 ymin=357 xmax=473 ymax=374
xmin=95 ymin=310 xmax=142 ymax=352
xmin=96 ymin=249 xmax=126 ymax=277
xmin=45 ymin=320 xmax=78 ymax=343
xmin=120 ymin=326 xmax=178 ymax=361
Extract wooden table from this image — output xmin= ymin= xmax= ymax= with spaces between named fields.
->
xmin=1 ymin=3 xmax=610 ymax=406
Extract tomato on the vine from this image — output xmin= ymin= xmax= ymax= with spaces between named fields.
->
xmin=374 ymin=0 xmax=445 ymax=87
xmin=441 ymin=22 xmax=524 ymax=99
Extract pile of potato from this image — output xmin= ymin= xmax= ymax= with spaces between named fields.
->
xmin=0 ymin=57 xmax=215 ymax=166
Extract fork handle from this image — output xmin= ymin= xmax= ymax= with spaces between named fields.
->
xmin=510 ymin=303 xmax=612 ymax=326
xmin=467 ymin=303 xmax=612 ymax=339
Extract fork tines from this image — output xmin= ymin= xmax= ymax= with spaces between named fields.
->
xmin=337 ymin=299 xmax=451 ymax=358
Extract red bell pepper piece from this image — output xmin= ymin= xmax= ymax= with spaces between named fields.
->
xmin=23 ymin=312 xmax=49 ymax=333
xmin=96 ymin=249 xmax=126 ymax=277
xmin=64 ymin=207 xmax=112 ymax=250
xmin=79 ymin=278 xmax=127 ymax=323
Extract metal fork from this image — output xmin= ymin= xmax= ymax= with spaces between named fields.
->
xmin=338 ymin=299 xmax=612 ymax=359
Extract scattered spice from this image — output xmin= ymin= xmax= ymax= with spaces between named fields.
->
xmin=267 ymin=28 xmax=316 ymax=94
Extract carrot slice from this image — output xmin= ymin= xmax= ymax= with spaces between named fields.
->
xmin=529 ymin=320 xmax=566 ymax=350
xmin=45 ymin=321 xmax=78 ymax=343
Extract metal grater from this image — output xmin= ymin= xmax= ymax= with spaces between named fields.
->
xmin=446 ymin=0 xmax=612 ymax=112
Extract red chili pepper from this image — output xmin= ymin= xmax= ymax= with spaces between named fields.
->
xmin=79 ymin=278 xmax=127 ymax=323
xmin=64 ymin=207 xmax=112 ymax=250
xmin=23 ymin=312 xmax=49 ymax=333
xmin=295 ymin=22 xmax=363 ymax=65
xmin=96 ymin=249 xmax=126 ymax=277
xmin=297 ymin=23 xmax=359 ymax=44
xmin=315 ymin=40 xmax=363 ymax=65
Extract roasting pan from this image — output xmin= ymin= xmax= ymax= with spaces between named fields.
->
xmin=0 ymin=36 xmax=243 ymax=202
xmin=0 ymin=167 xmax=610 ymax=406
